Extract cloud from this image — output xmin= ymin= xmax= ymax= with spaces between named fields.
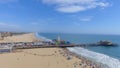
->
xmin=57 ymin=5 xmax=86 ymax=13
xmin=42 ymin=0 xmax=110 ymax=13
xmin=0 ymin=22 xmax=19 ymax=27
xmin=73 ymin=22 xmax=81 ymax=25
xmin=0 ymin=22 xmax=20 ymax=30
xmin=0 ymin=0 xmax=18 ymax=4
xmin=0 ymin=22 xmax=22 ymax=31
xmin=79 ymin=16 xmax=93 ymax=22
xmin=30 ymin=18 xmax=59 ymax=26
xmin=69 ymin=15 xmax=93 ymax=23
xmin=31 ymin=22 xmax=39 ymax=25
xmin=80 ymin=18 xmax=91 ymax=22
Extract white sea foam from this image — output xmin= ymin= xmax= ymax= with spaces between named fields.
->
xmin=35 ymin=33 xmax=53 ymax=42
xmin=67 ymin=47 xmax=120 ymax=68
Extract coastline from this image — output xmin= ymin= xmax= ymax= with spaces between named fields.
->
xmin=0 ymin=47 xmax=100 ymax=68
xmin=35 ymin=33 xmax=101 ymax=68
xmin=68 ymin=47 xmax=120 ymax=68
xmin=35 ymin=33 xmax=100 ymax=67
xmin=35 ymin=33 xmax=53 ymax=42
xmin=64 ymin=48 xmax=100 ymax=68
xmin=0 ymin=33 xmax=101 ymax=68
xmin=39 ymin=33 xmax=120 ymax=68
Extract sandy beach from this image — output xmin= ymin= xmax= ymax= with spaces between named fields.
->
xmin=0 ymin=33 xmax=99 ymax=68
xmin=0 ymin=33 xmax=42 ymax=43
xmin=0 ymin=48 xmax=99 ymax=68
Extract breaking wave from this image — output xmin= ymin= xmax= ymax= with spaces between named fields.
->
xmin=67 ymin=47 xmax=120 ymax=68
xmin=34 ymin=33 xmax=53 ymax=42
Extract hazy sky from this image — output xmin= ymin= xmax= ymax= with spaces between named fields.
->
xmin=0 ymin=0 xmax=120 ymax=35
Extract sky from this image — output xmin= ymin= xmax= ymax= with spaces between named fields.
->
xmin=0 ymin=0 xmax=120 ymax=35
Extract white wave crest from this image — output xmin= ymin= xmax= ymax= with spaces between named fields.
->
xmin=67 ymin=47 xmax=120 ymax=68
xmin=34 ymin=33 xmax=53 ymax=42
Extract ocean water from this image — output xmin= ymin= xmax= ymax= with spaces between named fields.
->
xmin=38 ymin=33 xmax=120 ymax=68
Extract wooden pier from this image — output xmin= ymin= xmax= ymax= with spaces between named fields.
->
xmin=0 ymin=40 xmax=118 ymax=50
xmin=14 ymin=44 xmax=75 ymax=49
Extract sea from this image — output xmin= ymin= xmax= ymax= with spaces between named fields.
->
xmin=38 ymin=33 xmax=120 ymax=68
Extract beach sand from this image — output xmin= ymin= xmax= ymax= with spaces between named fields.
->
xmin=0 ymin=48 xmax=99 ymax=68
xmin=0 ymin=33 xmax=42 ymax=43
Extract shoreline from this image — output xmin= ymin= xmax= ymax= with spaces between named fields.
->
xmin=67 ymin=47 xmax=120 ymax=68
xmin=62 ymin=48 xmax=100 ymax=68
xmin=33 ymin=33 xmax=101 ymax=68
xmin=0 ymin=33 xmax=103 ymax=68
xmin=35 ymin=33 xmax=100 ymax=68
xmin=0 ymin=47 xmax=100 ymax=68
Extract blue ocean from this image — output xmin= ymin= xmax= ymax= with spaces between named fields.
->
xmin=38 ymin=33 xmax=120 ymax=68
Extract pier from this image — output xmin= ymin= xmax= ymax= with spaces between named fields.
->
xmin=0 ymin=40 xmax=118 ymax=52
xmin=14 ymin=44 xmax=75 ymax=49
xmin=0 ymin=42 xmax=75 ymax=50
